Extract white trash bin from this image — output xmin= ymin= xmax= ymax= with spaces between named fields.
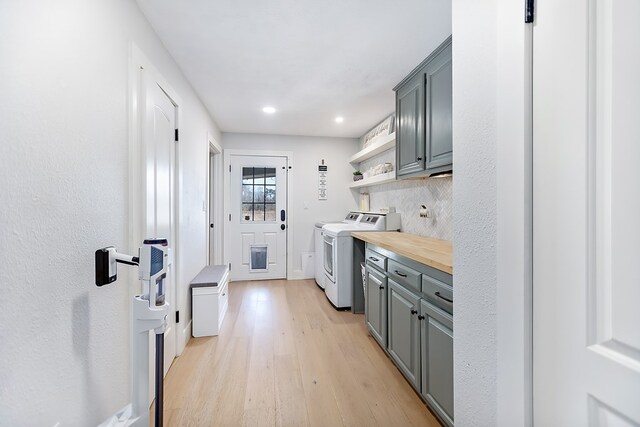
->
xmin=191 ymin=265 xmax=229 ymax=337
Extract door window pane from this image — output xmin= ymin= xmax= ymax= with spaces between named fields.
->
xmin=241 ymin=166 xmax=277 ymax=222
xmin=242 ymin=185 xmax=253 ymax=203
xmin=265 ymin=169 xmax=276 ymax=185
xmin=242 ymin=203 xmax=253 ymax=221
xmin=254 ymin=204 xmax=265 ymax=221
xmin=265 ymin=186 xmax=276 ymax=203
xmin=265 ymin=204 xmax=276 ymax=221
xmin=254 ymin=185 xmax=264 ymax=203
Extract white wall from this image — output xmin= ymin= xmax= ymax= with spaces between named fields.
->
xmin=452 ymin=0 xmax=531 ymax=426
xmin=452 ymin=0 xmax=498 ymax=425
xmin=0 ymin=1 xmax=220 ymax=425
xmin=222 ymin=133 xmax=359 ymax=279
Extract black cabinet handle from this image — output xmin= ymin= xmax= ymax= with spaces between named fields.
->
xmin=379 ymin=286 xmax=385 ymax=290
xmin=411 ymin=309 xmax=418 ymax=315
xmin=280 ymin=209 xmax=286 ymax=221
xmin=418 ymin=315 xmax=425 ymax=320
xmin=394 ymin=270 xmax=407 ymax=278
xmin=368 ymin=256 xmax=380 ymax=262
xmin=435 ymin=291 xmax=453 ymax=304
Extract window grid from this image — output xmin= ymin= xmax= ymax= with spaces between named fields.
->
xmin=242 ymin=167 xmax=276 ymax=222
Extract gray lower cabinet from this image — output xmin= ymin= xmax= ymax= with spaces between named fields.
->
xmin=365 ymin=265 xmax=387 ymax=347
xmin=421 ymin=299 xmax=454 ymax=427
xmin=387 ymin=279 xmax=421 ymax=390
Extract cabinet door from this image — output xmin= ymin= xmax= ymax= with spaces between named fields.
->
xmin=424 ymin=40 xmax=453 ymax=172
xmin=420 ymin=300 xmax=454 ymax=427
xmin=365 ymin=266 xmax=387 ymax=347
xmin=395 ymin=71 xmax=425 ymax=177
xmin=387 ymin=279 xmax=421 ymax=389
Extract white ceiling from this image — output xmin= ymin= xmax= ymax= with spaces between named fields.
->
xmin=136 ymin=0 xmax=452 ymax=138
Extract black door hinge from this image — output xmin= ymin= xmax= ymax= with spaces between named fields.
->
xmin=175 ymin=310 xmax=180 ymax=323
xmin=175 ymin=129 xmax=179 ymax=142
xmin=229 ymin=165 xmax=231 ymax=172
xmin=228 ymin=214 xmax=231 ymax=221
xmin=525 ymin=0 xmax=534 ymax=23
xmin=228 ymin=263 xmax=231 ymax=271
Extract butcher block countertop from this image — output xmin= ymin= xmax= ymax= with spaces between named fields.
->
xmin=351 ymin=231 xmax=453 ymax=275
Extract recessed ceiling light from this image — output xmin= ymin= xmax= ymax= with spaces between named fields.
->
xmin=335 ymin=116 xmax=344 ymax=123
xmin=262 ymin=106 xmax=276 ymax=114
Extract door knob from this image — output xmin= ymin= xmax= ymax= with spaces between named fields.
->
xmin=280 ymin=224 xmax=286 ymax=230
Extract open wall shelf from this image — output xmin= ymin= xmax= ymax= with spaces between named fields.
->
xmin=349 ymin=133 xmax=396 ymax=164
xmin=349 ymin=172 xmax=396 ymax=189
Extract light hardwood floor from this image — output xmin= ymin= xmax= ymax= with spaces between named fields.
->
xmin=157 ymin=279 xmax=441 ymax=426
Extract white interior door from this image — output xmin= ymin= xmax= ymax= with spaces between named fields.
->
xmin=533 ymin=0 xmax=640 ymax=424
xmin=144 ymin=72 xmax=177 ymax=377
xmin=228 ymin=155 xmax=287 ymax=280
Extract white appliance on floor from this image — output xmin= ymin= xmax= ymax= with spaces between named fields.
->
xmin=314 ymin=212 xmax=362 ymax=289
xmin=323 ymin=212 xmax=401 ymax=308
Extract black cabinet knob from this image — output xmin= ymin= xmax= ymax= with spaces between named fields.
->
xmin=417 ymin=157 xmax=423 ymax=161
xmin=418 ymin=315 xmax=425 ymax=320
xmin=379 ymin=286 xmax=385 ymax=290
xmin=411 ymin=309 xmax=418 ymax=315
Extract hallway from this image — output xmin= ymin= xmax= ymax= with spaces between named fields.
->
xmin=157 ymin=279 xmax=440 ymax=426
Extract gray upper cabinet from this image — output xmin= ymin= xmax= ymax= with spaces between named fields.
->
xmin=387 ymin=279 xmax=421 ymax=390
xmin=424 ymin=45 xmax=453 ymax=171
xmin=394 ymin=36 xmax=452 ymax=178
xmin=396 ymin=72 xmax=425 ymax=176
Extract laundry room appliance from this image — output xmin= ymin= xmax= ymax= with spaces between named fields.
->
xmin=314 ymin=212 xmax=362 ymax=289
xmin=323 ymin=212 xmax=401 ymax=308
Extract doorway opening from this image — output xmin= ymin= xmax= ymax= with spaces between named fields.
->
xmin=208 ymin=135 xmax=223 ymax=266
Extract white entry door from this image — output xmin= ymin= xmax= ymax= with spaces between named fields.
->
xmin=228 ymin=155 xmax=288 ymax=280
xmin=533 ymin=0 xmax=640 ymax=425
xmin=143 ymin=71 xmax=177 ymax=376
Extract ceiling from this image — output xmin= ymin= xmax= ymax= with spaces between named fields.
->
xmin=136 ymin=0 xmax=452 ymax=138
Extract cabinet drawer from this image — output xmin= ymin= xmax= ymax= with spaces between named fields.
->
xmin=422 ymin=275 xmax=453 ymax=315
xmin=388 ymin=259 xmax=421 ymax=293
xmin=365 ymin=248 xmax=387 ymax=271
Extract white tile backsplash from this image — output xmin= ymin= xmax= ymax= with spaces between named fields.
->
xmin=357 ymin=150 xmax=452 ymax=240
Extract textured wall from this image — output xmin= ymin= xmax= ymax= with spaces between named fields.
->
xmin=452 ymin=0 xmax=498 ymax=425
xmin=359 ymin=150 xmax=452 ymax=240
xmin=0 ymin=1 xmax=219 ymax=425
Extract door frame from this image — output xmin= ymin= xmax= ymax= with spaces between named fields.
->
xmin=128 ymin=43 xmax=186 ymax=357
xmin=494 ymin=2 xmax=534 ymax=426
xmin=207 ymin=133 xmax=223 ymax=265
xmin=223 ymin=149 xmax=293 ymax=280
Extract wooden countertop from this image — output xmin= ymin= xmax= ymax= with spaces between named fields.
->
xmin=351 ymin=231 xmax=453 ymax=275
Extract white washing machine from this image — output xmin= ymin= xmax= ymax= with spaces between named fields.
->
xmin=314 ymin=212 xmax=362 ymax=289
xmin=322 ymin=212 xmax=401 ymax=308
